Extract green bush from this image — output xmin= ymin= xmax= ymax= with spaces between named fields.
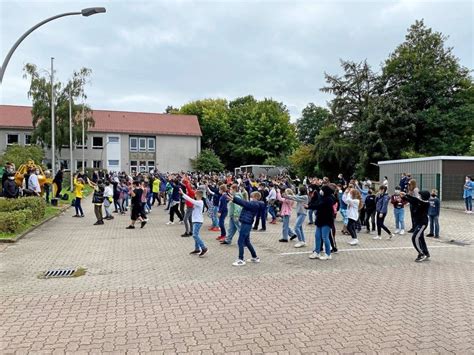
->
xmin=0 ymin=209 xmax=33 ymax=233
xmin=0 ymin=196 xmax=46 ymax=221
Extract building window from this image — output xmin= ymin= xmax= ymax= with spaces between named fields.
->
xmin=108 ymin=160 xmax=119 ymax=167
xmin=7 ymin=134 xmax=19 ymax=145
xmin=148 ymin=161 xmax=155 ymax=172
xmin=76 ymin=160 xmax=88 ymax=170
xmin=25 ymin=134 xmax=32 ymax=145
xmin=93 ymin=160 xmax=102 ymax=169
xmin=92 ymin=136 xmax=103 ymax=149
xmin=130 ymin=137 xmax=138 ymax=152
xmin=108 ymin=136 xmax=119 ymax=143
xmin=76 ymin=141 xmax=87 ymax=149
xmin=130 ymin=160 xmax=138 ymax=173
xmin=139 ymin=138 xmax=146 ymax=152
xmin=147 ymin=138 xmax=155 ymax=152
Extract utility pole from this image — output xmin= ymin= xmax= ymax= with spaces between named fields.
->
xmin=69 ymin=87 xmax=74 ymax=191
xmin=51 ymin=57 xmax=55 ymax=174
xmin=82 ymin=103 xmax=85 ymax=172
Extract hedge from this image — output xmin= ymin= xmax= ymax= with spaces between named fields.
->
xmin=0 ymin=209 xmax=33 ymax=233
xmin=0 ymin=196 xmax=46 ymax=221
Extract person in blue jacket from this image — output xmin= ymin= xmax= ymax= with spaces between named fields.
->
xmin=427 ymin=189 xmax=440 ymax=238
xmin=373 ymin=185 xmax=395 ymax=240
xmin=226 ymin=191 xmax=264 ymax=266
xmin=463 ymin=175 xmax=473 ymax=213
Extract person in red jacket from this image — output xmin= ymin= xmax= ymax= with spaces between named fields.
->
xmin=181 ymin=175 xmax=196 ymax=237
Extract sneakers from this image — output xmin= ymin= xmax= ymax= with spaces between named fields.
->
xmin=166 ymin=221 xmax=174 ymax=225
xmin=348 ymin=239 xmax=359 ymax=245
xmin=289 ymin=234 xmax=297 ymax=241
xmin=179 ymin=220 xmax=184 ymax=224
xmin=199 ymin=248 xmax=208 ymax=257
xmin=372 ymin=235 xmax=382 ymax=240
xmin=217 ymin=236 xmax=226 ymax=241
xmin=232 ymin=259 xmax=246 ymax=266
xmin=387 ymin=233 xmax=395 ymax=240
xmin=140 ymin=221 xmax=147 ymax=228
xmin=247 ymin=257 xmax=260 ymax=263
xmin=126 ymin=225 xmax=135 ymax=229
xmin=220 ymin=240 xmax=231 ymax=245
xmin=394 ymin=229 xmax=400 ymax=234
xmin=279 ymin=239 xmax=288 ymax=243
xmin=426 ymin=233 xmax=434 ymax=237
xmin=399 ymin=229 xmax=405 ymax=235
xmin=319 ymin=254 xmax=332 ymax=260
xmin=415 ymin=254 xmax=427 ymax=262
xmin=294 ymin=242 xmax=306 ymax=248
xmin=210 ymin=227 xmax=220 ymax=232
xmin=331 ymin=248 xmax=338 ymax=254
xmin=309 ymin=252 xmax=321 ymax=259
xmin=181 ymin=233 xmax=191 ymax=237
xmin=189 ymin=249 xmax=201 ymax=255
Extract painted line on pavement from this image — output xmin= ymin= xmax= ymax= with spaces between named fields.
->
xmin=280 ymin=245 xmax=460 ymax=256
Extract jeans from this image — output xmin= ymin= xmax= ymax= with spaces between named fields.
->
xmin=281 ymin=215 xmax=295 ymax=240
xmin=268 ymin=205 xmax=277 ymax=221
xmin=238 ymin=223 xmax=257 ymax=261
xmin=394 ymin=208 xmax=405 ymax=230
xmin=308 ymin=209 xmax=315 ymax=223
xmin=219 ymin=211 xmax=227 ymax=236
xmin=376 ymin=212 xmax=392 ymax=236
xmin=294 ymin=213 xmax=306 ymax=242
xmin=226 ymin=217 xmax=241 ymax=243
xmin=465 ymin=196 xmax=473 ymax=211
xmin=212 ymin=206 xmax=219 ymax=227
xmin=253 ymin=205 xmax=267 ymax=230
xmin=315 ymin=225 xmax=331 ymax=256
xmin=74 ymin=197 xmax=84 ymax=216
xmin=166 ymin=192 xmax=172 ymax=209
xmin=429 ymin=215 xmax=440 ymax=236
xmin=192 ymin=222 xmax=206 ymax=251
xmin=340 ymin=209 xmax=348 ymax=225
xmin=184 ymin=207 xmax=193 ymax=233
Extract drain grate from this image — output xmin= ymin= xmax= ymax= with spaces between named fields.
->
xmin=38 ymin=267 xmax=86 ymax=279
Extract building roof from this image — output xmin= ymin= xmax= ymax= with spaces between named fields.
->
xmin=378 ymin=156 xmax=474 ymax=165
xmin=0 ymin=105 xmax=202 ymax=137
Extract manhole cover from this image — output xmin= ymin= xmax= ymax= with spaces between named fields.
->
xmin=446 ymin=239 xmax=471 ymax=246
xmin=38 ymin=267 xmax=87 ymax=279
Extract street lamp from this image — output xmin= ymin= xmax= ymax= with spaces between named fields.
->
xmin=0 ymin=7 xmax=106 ymax=83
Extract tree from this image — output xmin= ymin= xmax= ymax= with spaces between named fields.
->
xmin=23 ymin=64 xmax=94 ymax=154
xmin=296 ymin=103 xmax=330 ymax=144
xmin=165 ymin=105 xmax=179 ymax=114
xmin=381 ymin=20 xmax=474 ymax=155
xmin=288 ymin=145 xmax=318 ymax=178
xmin=190 ymin=149 xmax=224 ymax=172
xmin=0 ymin=144 xmax=44 ymax=169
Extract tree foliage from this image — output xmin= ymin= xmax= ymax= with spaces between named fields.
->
xmin=23 ymin=64 xmax=94 ymax=154
xmin=190 ymin=149 xmax=225 ymax=172
xmin=296 ymin=103 xmax=330 ymax=144
xmin=0 ymin=144 xmax=45 ymax=169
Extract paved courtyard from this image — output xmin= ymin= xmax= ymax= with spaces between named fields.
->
xmin=1 ymin=199 xmax=473 ymax=354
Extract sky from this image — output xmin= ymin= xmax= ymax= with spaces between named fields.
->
xmin=0 ymin=0 xmax=473 ymax=119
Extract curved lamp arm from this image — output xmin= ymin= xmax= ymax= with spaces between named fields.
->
xmin=0 ymin=7 xmax=105 ymax=84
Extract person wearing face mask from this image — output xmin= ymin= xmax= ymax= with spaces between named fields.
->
xmin=3 ymin=173 xmax=19 ymax=198
xmin=2 ymin=162 xmax=14 ymax=193
xmin=28 ymin=168 xmax=41 ymax=196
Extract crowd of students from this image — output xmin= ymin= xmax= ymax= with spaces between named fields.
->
xmin=65 ymin=169 xmax=463 ymax=265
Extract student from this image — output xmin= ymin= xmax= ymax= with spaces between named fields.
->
xmin=374 ymin=185 xmax=395 ymax=240
xmin=91 ymin=179 xmax=105 ymax=225
xmin=73 ymin=175 xmax=85 ymax=217
xmin=179 ymin=188 xmax=208 ymax=257
xmin=267 ymin=183 xmax=277 ymax=224
xmin=152 ymin=174 xmax=161 ymax=206
xmin=207 ymin=182 xmax=221 ymax=231
xmin=167 ymin=177 xmax=184 ymax=225
xmin=103 ymin=180 xmax=114 ymax=220
xmin=337 ymin=184 xmax=349 ymax=235
xmin=181 ymin=176 xmax=195 ymax=237
xmin=364 ymin=189 xmax=376 ymax=234
xmin=390 ymin=186 xmax=407 ymax=235
xmin=253 ymin=183 xmax=268 ymax=231
xmin=344 ymin=188 xmax=361 ymax=245
xmin=276 ymin=188 xmax=296 ymax=243
xmin=221 ymin=184 xmax=243 ymax=245
xmin=308 ymin=185 xmax=335 ymax=260
xmin=427 ymin=189 xmax=440 ymax=238
xmin=217 ymin=184 xmax=229 ymax=242
xmin=463 ymin=175 xmax=473 ymax=213
xmin=126 ymin=180 xmax=147 ymax=229
xmin=227 ymin=191 xmax=263 ymax=266
xmin=284 ymin=186 xmax=308 ymax=248
xmin=407 ymin=179 xmax=420 ymax=232
xmin=401 ymin=190 xmax=431 ymax=262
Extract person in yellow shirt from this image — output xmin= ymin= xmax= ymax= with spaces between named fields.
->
xmin=73 ymin=175 xmax=85 ymax=217
xmin=152 ymin=174 xmax=161 ymax=206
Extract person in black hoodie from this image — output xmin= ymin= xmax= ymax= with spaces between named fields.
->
xmin=364 ymin=189 xmax=376 ymax=233
xmin=307 ymin=185 xmax=335 ymax=260
xmin=401 ymin=190 xmax=431 ymax=262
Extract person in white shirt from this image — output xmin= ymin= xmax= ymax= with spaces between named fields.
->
xmin=266 ymin=183 xmax=277 ymax=224
xmin=103 ymin=180 xmax=114 ymax=220
xmin=344 ymin=187 xmax=361 ymax=245
xmin=179 ymin=188 xmax=208 ymax=257
xmin=28 ymin=168 xmax=41 ymax=195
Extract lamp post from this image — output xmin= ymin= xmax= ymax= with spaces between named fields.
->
xmin=0 ymin=7 xmax=106 ymax=84
xmin=69 ymin=87 xmax=74 ymax=191
xmin=51 ymin=57 xmax=56 ymax=174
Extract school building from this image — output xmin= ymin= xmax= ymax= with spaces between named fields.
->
xmin=378 ymin=156 xmax=474 ymax=201
xmin=0 ymin=105 xmax=202 ymax=173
